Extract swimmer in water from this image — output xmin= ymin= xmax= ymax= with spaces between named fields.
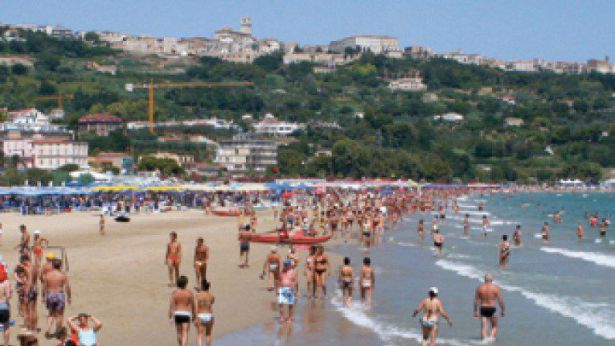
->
xmin=576 ymin=222 xmax=585 ymax=240
xmin=463 ymin=214 xmax=470 ymax=237
xmin=513 ymin=225 xmax=521 ymax=246
xmin=481 ymin=215 xmax=490 ymax=238
xmin=433 ymin=230 xmax=444 ymax=257
xmin=412 ymin=287 xmax=452 ymax=346
xmin=498 ymin=235 xmax=511 ymax=268
xmin=541 ymin=222 xmax=550 ymax=242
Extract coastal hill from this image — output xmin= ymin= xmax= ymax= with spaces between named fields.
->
xmin=0 ymin=28 xmax=614 ymax=182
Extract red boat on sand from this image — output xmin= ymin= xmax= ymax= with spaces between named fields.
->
xmin=211 ymin=208 xmax=242 ymax=217
xmin=248 ymin=230 xmax=332 ymax=245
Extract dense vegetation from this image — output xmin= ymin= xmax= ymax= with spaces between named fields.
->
xmin=1 ymin=28 xmax=614 ymax=182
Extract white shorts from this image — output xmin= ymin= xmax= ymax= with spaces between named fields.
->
xmin=198 ymin=312 xmax=213 ymax=324
xmin=278 ymin=287 xmax=295 ymax=305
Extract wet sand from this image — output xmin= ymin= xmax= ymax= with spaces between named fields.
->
xmin=0 ymin=209 xmax=291 ymax=345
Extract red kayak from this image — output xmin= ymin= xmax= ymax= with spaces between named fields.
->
xmin=211 ymin=209 xmax=241 ymax=217
xmin=249 ymin=233 xmax=332 ymax=245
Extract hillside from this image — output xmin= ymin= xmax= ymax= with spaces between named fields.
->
xmin=1 ymin=28 xmax=614 ymax=182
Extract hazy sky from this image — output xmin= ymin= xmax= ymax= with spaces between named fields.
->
xmin=1 ymin=0 xmax=614 ymax=62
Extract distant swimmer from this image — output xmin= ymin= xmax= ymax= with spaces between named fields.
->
xmin=589 ymin=213 xmax=599 ymax=228
xmin=432 ymin=230 xmax=444 ymax=257
xmin=554 ymin=211 xmax=562 ymax=224
xmin=576 ymin=222 xmax=585 ymax=240
xmin=541 ymin=222 xmax=550 ymax=242
xmin=278 ymin=259 xmax=298 ymax=323
xmin=169 ymin=276 xmax=195 ymax=346
xmin=417 ymin=219 xmax=425 ymax=241
xmin=498 ymin=235 xmax=511 ymax=268
xmin=478 ymin=202 xmax=484 ymax=211
xmin=262 ymin=246 xmax=281 ymax=293
xmin=481 ymin=215 xmax=490 ymax=238
xmin=360 ymin=257 xmax=375 ymax=306
xmin=463 ymin=214 xmax=470 ymax=237
xmin=194 ymin=238 xmax=209 ymax=287
xmin=474 ymin=274 xmax=505 ymax=341
xmin=338 ymin=257 xmax=354 ymax=307
xmin=599 ymin=218 xmax=608 ymax=240
xmin=513 ymin=225 xmax=522 ymax=247
xmin=194 ymin=280 xmax=214 ymax=346
xmin=412 ymin=287 xmax=452 ymax=346
xmin=166 ymin=232 xmax=182 ymax=287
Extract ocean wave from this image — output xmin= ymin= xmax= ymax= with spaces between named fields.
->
xmin=397 ymin=242 xmax=416 ymax=247
xmin=331 ymin=293 xmax=473 ymax=346
xmin=435 ymin=259 xmax=615 ymax=340
xmin=540 ymin=247 xmax=615 ymax=269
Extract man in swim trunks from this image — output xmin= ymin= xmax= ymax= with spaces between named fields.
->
xmin=262 ymin=247 xmax=281 ymax=293
xmin=576 ymin=222 xmax=585 ymax=240
xmin=42 ymin=259 xmax=71 ymax=338
xmin=0 ymin=266 xmax=12 ymax=346
xmin=338 ymin=257 xmax=354 ymax=306
xmin=238 ymin=225 xmax=251 ymax=268
xmin=169 ymin=276 xmax=195 ymax=346
xmin=599 ymin=218 xmax=608 ymax=239
xmin=474 ymin=274 xmax=505 ymax=341
xmin=541 ymin=222 xmax=550 ymax=242
xmin=417 ymin=219 xmax=425 ymax=241
xmin=413 ymin=287 xmax=452 ymax=346
xmin=498 ymin=235 xmax=511 ymax=268
xmin=194 ymin=280 xmax=214 ymax=346
xmin=15 ymin=254 xmax=38 ymax=333
xmin=166 ymin=232 xmax=182 ymax=287
xmin=360 ymin=257 xmax=375 ymax=306
xmin=15 ymin=225 xmax=30 ymax=255
xmin=513 ymin=225 xmax=522 ymax=246
xmin=278 ymin=260 xmax=298 ymax=323
xmin=194 ymin=238 xmax=209 ymax=287
xmin=432 ymin=230 xmax=444 ymax=257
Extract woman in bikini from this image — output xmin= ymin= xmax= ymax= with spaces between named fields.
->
xmin=360 ymin=257 xmax=375 ymax=306
xmin=304 ymin=246 xmax=317 ymax=299
xmin=338 ymin=257 xmax=354 ymax=306
xmin=412 ymin=287 xmax=452 ymax=346
xmin=194 ymin=280 xmax=214 ymax=346
xmin=314 ymin=246 xmax=330 ymax=300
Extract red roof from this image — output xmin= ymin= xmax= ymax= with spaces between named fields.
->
xmin=78 ymin=113 xmax=123 ymax=124
xmin=31 ymin=138 xmax=70 ymax=144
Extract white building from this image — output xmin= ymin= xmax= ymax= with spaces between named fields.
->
xmin=31 ymin=138 xmax=88 ymax=170
xmin=253 ymin=114 xmax=304 ymax=136
xmin=215 ymin=137 xmax=277 ymax=176
xmin=329 ymin=35 xmax=399 ymax=54
xmin=388 ymin=77 xmax=426 ymax=92
xmin=509 ymin=60 xmax=537 ymax=72
xmin=434 ymin=112 xmax=464 ymax=122
xmin=443 ymin=51 xmax=483 ymax=65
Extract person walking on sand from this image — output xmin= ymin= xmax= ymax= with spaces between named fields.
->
xmin=304 ymin=246 xmax=316 ymax=299
xmin=194 ymin=238 xmax=209 ymax=286
xmin=314 ymin=246 xmax=330 ymax=300
xmin=166 ymin=232 xmax=182 ymax=287
xmin=99 ymin=214 xmax=105 ymax=236
xmin=338 ymin=257 xmax=354 ymax=307
xmin=0 ymin=267 xmax=12 ymax=346
xmin=169 ymin=276 xmax=195 ymax=346
xmin=278 ymin=259 xmax=298 ymax=323
xmin=498 ymin=235 xmax=511 ymax=268
xmin=262 ymin=246 xmax=281 ymax=292
xmin=15 ymin=225 xmax=30 ymax=255
xmin=360 ymin=257 xmax=375 ymax=306
xmin=412 ymin=287 xmax=453 ymax=346
xmin=474 ymin=274 xmax=505 ymax=341
xmin=238 ymin=225 xmax=251 ymax=268
xmin=194 ymin=280 xmax=214 ymax=346
xmin=42 ymin=259 xmax=71 ymax=339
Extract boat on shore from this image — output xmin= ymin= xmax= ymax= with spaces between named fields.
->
xmin=248 ymin=232 xmax=332 ymax=244
xmin=211 ymin=208 xmax=242 ymax=217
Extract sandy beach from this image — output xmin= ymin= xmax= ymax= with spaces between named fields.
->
xmin=0 ymin=209 xmax=298 ymax=345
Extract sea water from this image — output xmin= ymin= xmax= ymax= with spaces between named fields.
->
xmin=219 ymin=192 xmax=615 ymax=345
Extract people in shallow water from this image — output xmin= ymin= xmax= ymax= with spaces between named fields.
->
xmin=338 ymin=257 xmax=354 ymax=307
xmin=474 ymin=274 xmax=505 ymax=341
xmin=412 ymin=287 xmax=452 ymax=346
xmin=432 ymin=230 xmax=444 ymax=257
xmin=513 ymin=225 xmax=522 ymax=246
xmin=498 ymin=235 xmax=511 ymax=268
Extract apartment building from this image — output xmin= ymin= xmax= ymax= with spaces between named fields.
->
xmin=215 ymin=137 xmax=277 ymax=176
xmin=329 ymin=35 xmax=399 ymax=54
xmin=388 ymin=77 xmax=427 ymax=92
xmin=253 ymin=114 xmax=304 ymax=136
xmin=31 ymin=138 xmax=88 ymax=170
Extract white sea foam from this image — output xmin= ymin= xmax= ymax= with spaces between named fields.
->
xmin=540 ymin=247 xmax=615 ymax=269
xmin=397 ymin=242 xmax=416 ymax=247
xmin=330 ymin=293 xmax=473 ymax=345
xmin=435 ymin=259 xmax=615 ymax=340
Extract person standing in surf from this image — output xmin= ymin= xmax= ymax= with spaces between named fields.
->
xmin=338 ymin=257 xmax=354 ymax=307
xmin=432 ymin=230 xmax=444 ymax=257
xmin=417 ymin=219 xmax=425 ymax=241
xmin=599 ymin=218 xmax=608 ymax=240
xmin=360 ymin=257 xmax=374 ymax=306
xmin=481 ymin=215 xmax=490 ymax=238
xmin=498 ymin=235 xmax=511 ymax=268
xmin=412 ymin=287 xmax=452 ymax=346
xmin=576 ymin=222 xmax=585 ymax=240
xmin=463 ymin=214 xmax=470 ymax=237
xmin=513 ymin=225 xmax=522 ymax=246
xmin=474 ymin=274 xmax=505 ymax=341
xmin=541 ymin=222 xmax=550 ymax=243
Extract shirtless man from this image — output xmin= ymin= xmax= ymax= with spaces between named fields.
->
xmin=412 ymin=287 xmax=452 ymax=346
xmin=278 ymin=260 xmax=298 ymax=323
xmin=262 ymin=247 xmax=281 ymax=292
xmin=238 ymin=226 xmax=251 ymax=268
xmin=498 ymin=235 xmax=511 ymax=268
xmin=554 ymin=211 xmax=562 ymax=224
xmin=481 ymin=215 xmax=490 ymax=238
xmin=42 ymin=259 xmax=71 ymax=338
xmin=0 ymin=267 xmax=12 ymax=346
xmin=417 ymin=219 xmax=425 ymax=241
xmin=194 ymin=238 xmax=209 ymax=287
xmin=338 ymin=257 xmax=354 ymax=306
xmin=463 ymin=214 xmax=470 ymax=237
xmin=360 ymin=257 xmax=375 ymax=306
xmin=576 ymin=222 xmax=585 ymax=240
xmin=473 ymin=274 xmax=505 ymax=341
xmin=513 ymin=225 xmax=522 ymax=246
xmin=599 ymin=218 xmax=608 ymax=240
xmin=99 ymin=214 xmax=105 ymax=236
xmin=15 ymin=225 xmax=30 ymax=255
xmin=432 ymin=230 xmax=444 ymax=257
xmin=166 ymin=232 xmax=182 ymax=287
xmin=14 ymin=255 xmax=37 ymax=332
xmin=541 ymin=222 xmax=550 ymax=242
xmin=169 ymin=276 xmax=195 ymax=346
xmin=194 ymin=280 xmax=214 ymax=346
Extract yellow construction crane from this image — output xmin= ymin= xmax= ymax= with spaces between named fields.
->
xmin=125 ymin=80 xmax=255 ymax=133
xmin=34 ymin=94 xmax=75 ymax=109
